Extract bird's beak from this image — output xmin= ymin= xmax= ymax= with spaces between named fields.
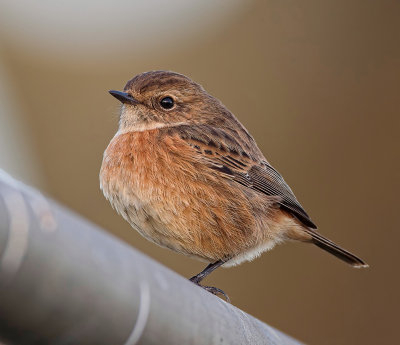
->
xmin=109 ymin=90 xmax=138 ymax=105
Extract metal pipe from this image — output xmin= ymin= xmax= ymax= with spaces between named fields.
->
xmin=0 ymin=170 xmax=302 ymax=345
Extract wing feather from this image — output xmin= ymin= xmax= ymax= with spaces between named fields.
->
xmin=164 ymin=124 xmax=317 ymax=229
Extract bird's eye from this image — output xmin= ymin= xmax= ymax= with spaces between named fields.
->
xmin=160 ymin=96 xmax=174 ymax=109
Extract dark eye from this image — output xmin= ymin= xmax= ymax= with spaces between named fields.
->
xmin=160 ymin=96 xmax=174 ymax=109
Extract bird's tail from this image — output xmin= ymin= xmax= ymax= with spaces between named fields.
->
xmin=303 ymin=229 xmax=368 ymax=268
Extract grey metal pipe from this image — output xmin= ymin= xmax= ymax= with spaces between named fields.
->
xmin=0 ymin=170 xmax=302 ymax=345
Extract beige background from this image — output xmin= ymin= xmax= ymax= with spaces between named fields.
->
xmin=0 ymin=1 xmax=399 ymax=344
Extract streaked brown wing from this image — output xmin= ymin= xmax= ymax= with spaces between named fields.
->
xmin=247 ymin=163 xmax=316 ymax=229
xmin=167 ymin=124 xmax=316 ymax=229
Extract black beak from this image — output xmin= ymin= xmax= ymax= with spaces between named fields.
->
xmin=109 ymin=90 xmax=138 ymax=105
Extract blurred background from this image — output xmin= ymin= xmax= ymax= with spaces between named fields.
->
xmin=0 ymin=0 xmax=398 ymax=344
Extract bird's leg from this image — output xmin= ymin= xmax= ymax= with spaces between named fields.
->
xmin=189 ymin=260 xmax=230 ymax=302
xmin=189 ymin=260 xmax=225 ymax=284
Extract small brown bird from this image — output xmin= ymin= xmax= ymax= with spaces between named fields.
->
xmin=100 ymin=71 xmax=368 ymax=299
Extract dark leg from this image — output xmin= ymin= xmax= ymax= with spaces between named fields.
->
xmin=189 ymin=260 xmax=230 ymax=302
xmin=190 ymin=260 xmax=226 ymax=284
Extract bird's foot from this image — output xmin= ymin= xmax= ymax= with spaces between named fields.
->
xmin=190 ymin=278 xmax=230 ymax=302
xmin=201 ymin=285 xmax=230 ymax=302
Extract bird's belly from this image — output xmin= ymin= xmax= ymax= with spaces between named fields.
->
xmin=103 ymin=172 xmax=220 ymax=259
xmin=101 ymin=170 xmax=187 ymax=254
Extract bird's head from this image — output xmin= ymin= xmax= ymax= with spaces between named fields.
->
xmin=109 ymin=70 xmax=225 ymax=133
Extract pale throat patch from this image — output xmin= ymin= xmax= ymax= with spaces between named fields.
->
xmin=117 ymin=120 xmax=186 ymax=134
xmin=118 ymin=122 xmax=169 ymax=134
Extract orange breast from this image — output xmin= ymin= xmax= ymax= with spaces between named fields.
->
xmin=100 ymin=129 xmax=267 ymax=261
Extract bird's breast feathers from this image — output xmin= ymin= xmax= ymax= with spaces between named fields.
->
xmin=99 ymin=128 xmax=281 ymax=261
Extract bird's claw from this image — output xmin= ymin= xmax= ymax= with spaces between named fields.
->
xmin=190 ymin=279 xmax=230 ymax=302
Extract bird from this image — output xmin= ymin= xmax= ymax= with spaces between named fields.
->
xmin=100 ymin=70 xmax=368 ymax=300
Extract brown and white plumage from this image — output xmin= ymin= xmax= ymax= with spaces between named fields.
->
xmin=100 ymin=71 xmax=367 ymax=297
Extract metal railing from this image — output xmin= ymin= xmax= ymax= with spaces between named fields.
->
xmin=0 ymin=170 xmax=302 ymax=345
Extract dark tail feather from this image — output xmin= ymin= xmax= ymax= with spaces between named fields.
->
xmin=304 ymin=229 xmax=368 ymax=268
